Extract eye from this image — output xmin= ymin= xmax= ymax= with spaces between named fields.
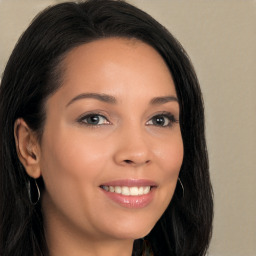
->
xmin=146 ymin=113 xmax=177 ymax=127
xmin=78 ymin=114 xmax=110 ymax=126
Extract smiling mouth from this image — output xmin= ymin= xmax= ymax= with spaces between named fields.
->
xmin=100 ymin=185 xmax=155 ymax=196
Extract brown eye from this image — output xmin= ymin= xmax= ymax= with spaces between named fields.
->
xmin=146 ymin=113 xmax=177 ymax=127
xmin=78 ymin=114 xmax=110 ymax=126
xmin=152 ymin=116 xmax=167 ymax=126
xmin=87 ymin=115 xmax=101 ymax=125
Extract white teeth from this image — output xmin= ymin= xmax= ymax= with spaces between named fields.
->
xmin=102 ymin=185 xmax=151 ymax=195
xmin=138 ymin=187 xmax=144 ymax=195
xmin=130 ymin=187 xmax=139 ymax=196
xmin=115 ymin=186 xmax=122 ymax=194
xmin=122 ymin=186 xmax=130 ymax=195
xmin=143 ymin=186 xmax=150 ymax=194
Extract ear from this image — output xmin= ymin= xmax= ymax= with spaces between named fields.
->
xmin=14 ymin=118 xmax=41 ymax=179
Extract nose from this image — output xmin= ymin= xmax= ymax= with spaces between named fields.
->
xmin=113 ymin=127 xmax=152 ymax=167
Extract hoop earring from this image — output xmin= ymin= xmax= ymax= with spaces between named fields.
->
xmin=178 ymin=177 xmax=184 ymax=198
xmin=28 ymin=179 xmax=40 ymax=205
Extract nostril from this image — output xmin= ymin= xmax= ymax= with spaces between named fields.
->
xmin=123 ymin=159 xmax=150 ymax=165
xmin=124 ymin=159 xmax=133 ymax=164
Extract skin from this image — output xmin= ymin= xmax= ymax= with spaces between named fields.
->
xmin=15 ymin=38 xmax=183 ymax=256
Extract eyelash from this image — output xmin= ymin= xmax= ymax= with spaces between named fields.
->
xmin=77 ymin=111 xmax=178 ymax=128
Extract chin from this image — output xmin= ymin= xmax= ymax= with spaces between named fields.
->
xmin=105 ymin=219 xmax=156 ymax=240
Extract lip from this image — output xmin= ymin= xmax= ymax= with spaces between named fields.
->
xmin=99 ymin=179 xmax=157 ymax=209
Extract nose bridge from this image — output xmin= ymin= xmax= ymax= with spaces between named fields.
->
xmin=113 ymin=120 xmax=151 ymax=166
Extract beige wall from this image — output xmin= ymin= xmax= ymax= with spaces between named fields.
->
xmin=0 ymin=1 xmax=255 ymax=255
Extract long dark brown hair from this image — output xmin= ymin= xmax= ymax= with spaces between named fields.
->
xmin=0 ymin=1 xmax=213 ymax=255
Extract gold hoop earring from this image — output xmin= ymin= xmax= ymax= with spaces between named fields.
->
xmin=28 ymin=179 xmax=40 ymax=205
xmin=178 ymin=177 xmax=184 ymax=198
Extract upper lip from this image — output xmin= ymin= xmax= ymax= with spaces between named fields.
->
xmin=100 ymin=179 xmax=157 ymax=187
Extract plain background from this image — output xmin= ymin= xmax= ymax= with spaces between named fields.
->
xmin=0 ymin=0 xmax=255 ymax=255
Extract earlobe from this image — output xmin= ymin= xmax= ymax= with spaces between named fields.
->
xmin=14 ymin=118 xmax=41 ymax=179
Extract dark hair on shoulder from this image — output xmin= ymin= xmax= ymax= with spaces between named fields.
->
xmin=0 ymin=0 xmax=213 ymax=255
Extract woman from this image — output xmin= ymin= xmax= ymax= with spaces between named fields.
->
xmin=0 ymin=0 xmax=213 ymax=255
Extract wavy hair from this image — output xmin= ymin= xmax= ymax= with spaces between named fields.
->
xmin=0 ymin=1 xmax=213 ymax=255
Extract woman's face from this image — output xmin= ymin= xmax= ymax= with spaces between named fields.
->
xmin=39 ymin=38 xmax=183 ymax=242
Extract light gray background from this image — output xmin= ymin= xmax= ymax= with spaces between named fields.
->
xmin=0 ymin=1 xmax=255 ymax=255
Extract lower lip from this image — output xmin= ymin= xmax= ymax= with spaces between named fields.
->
xmin=101 ymin=188 xmax=155 ymax=209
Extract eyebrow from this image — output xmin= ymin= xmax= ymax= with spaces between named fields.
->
xmin=66 ymin=93 xmax=117 ymax=107
xmin=66 ymin=93 xmax=178 ymax=107
xmin=150 ymin=96 xmax=179 ymax=105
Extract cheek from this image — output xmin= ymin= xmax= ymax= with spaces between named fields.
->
xmin=39 ymin=126 xmax=119 ymax=210
xmin=39 ymin=129 xmax=112 ymax=224
xmin=154 ymin=131 xmax=184 ymax=204
xmin=154 ymin=132 xmax=184 ymax=176
xmin=40 ymin=131 xmax=109 ymax=183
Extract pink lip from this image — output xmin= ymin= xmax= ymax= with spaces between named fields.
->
xmin=99 ymin=179 xmax=157 ymax=209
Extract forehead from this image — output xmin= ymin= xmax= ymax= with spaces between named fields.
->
xmin=52 ymin=37 xmax=177 ymax=104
